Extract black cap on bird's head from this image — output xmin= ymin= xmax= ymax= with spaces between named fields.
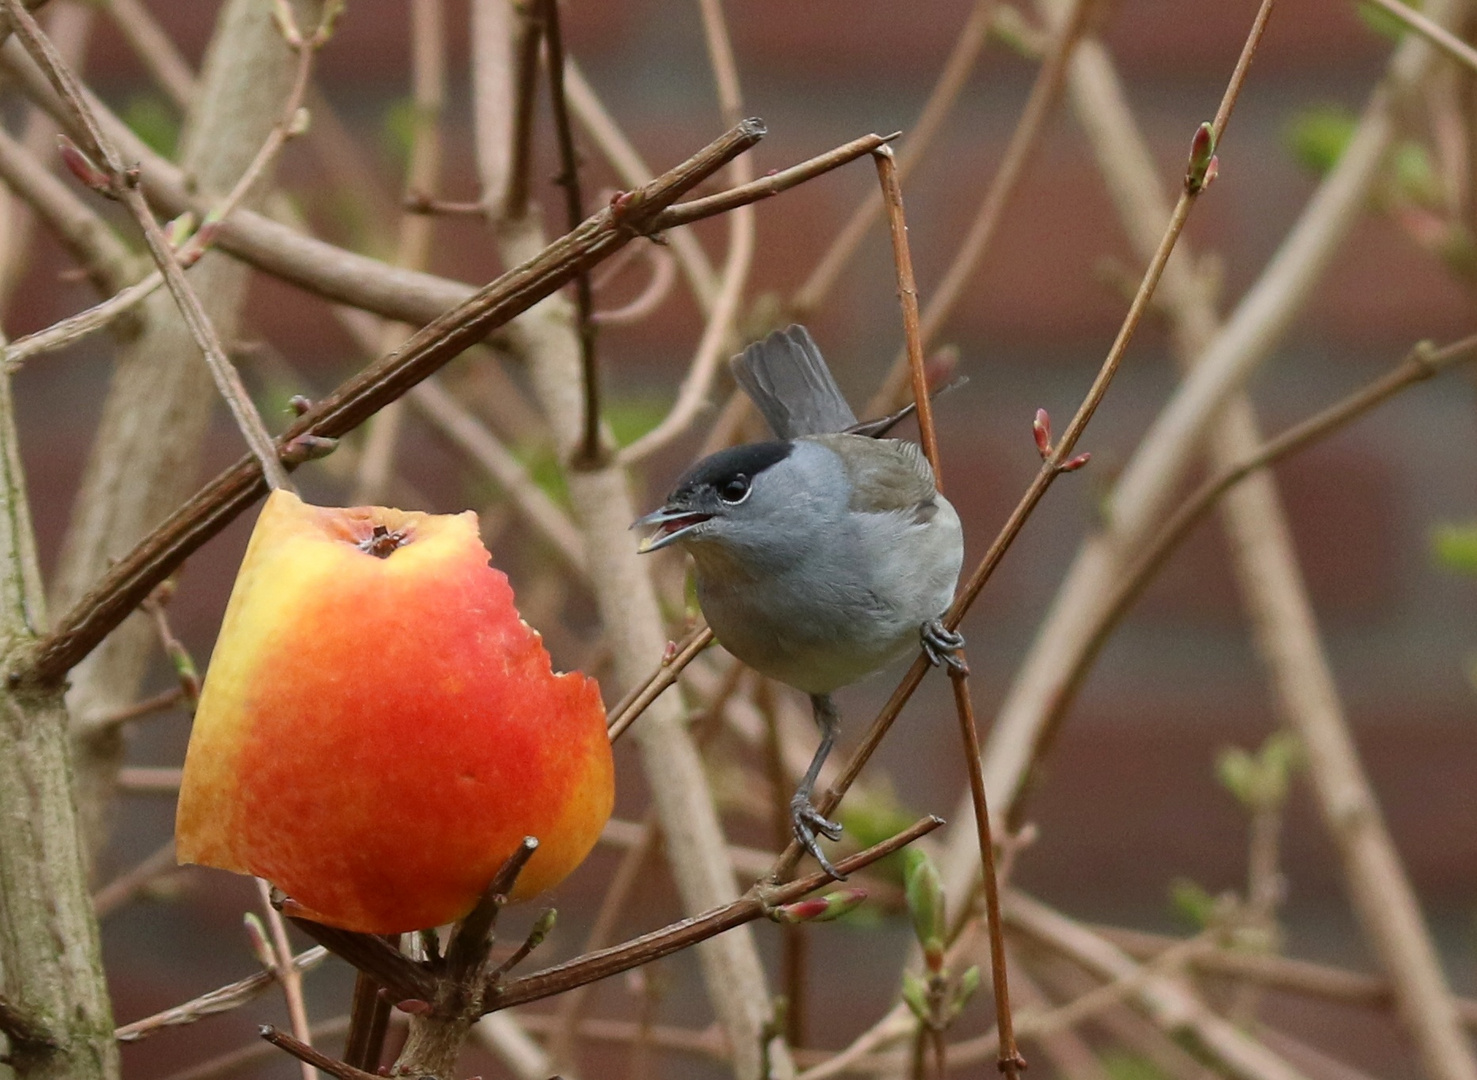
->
xmin=634 ymin=441 xmax=793 ymax=553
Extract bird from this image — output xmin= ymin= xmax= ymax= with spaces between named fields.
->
xmin=634 ymin=325 xmax=965 ymax=876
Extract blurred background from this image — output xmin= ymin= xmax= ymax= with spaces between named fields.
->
xmin=4 ymin=0 xmax=1476 ymax=1077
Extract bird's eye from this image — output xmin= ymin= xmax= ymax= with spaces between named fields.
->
xmin=718 ymin=474 xmax=751 ymax=504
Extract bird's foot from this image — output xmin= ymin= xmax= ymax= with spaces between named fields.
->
xmin=791 ymin=793 xmax=846 ymax=879
xmin=921 ymin=619 xmax=967 ymax=673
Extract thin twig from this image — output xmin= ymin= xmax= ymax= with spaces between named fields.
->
xmin=592 ymin=243 xmax=677 ymax=324
xmin=550 ymin=813 xmax=661 ymax=1069
xmin=1363 ymin=0 xmax=1477 ymax=75
xmin=1034 ymin=333 xmax=1477 ymax=754
xmin=491 ymin=0 xmax=543 ymax=219
xmin=606 ymin=626 xmax=714 ymax=740
xmin=792 ymin=0 xmax=1000 ymax=316
xmin=260 ymin=1027 xmax=380 ymax=1080
xmin=650 ymin=131 xmax=896 ymax=230
xmin=539 ymin=0 xmax=601 ymax=466
xmin=951 ymin=667 xmax=1025 ymax=1078
xmin=614 ymin=0 xmax=754 ymax=466
xmin=92 ymin=837 xmax=176 ymax=917
xmin=872 ymin=145 xmax=941 ymax=482
xmin=257 ymin=879 xmax=317 ymax=1080
xmin=490 ymin=817 xmax=942 ymax=1009
xmin=116 ymin=765 xmax=183 ymax=792
xmin=868 ymin=0 xmax=1094 ymax=414
xmin=115 ymin=948 xmax=329 ymax=1043
xmin=447 ymin=837 xmax=539 ymax=988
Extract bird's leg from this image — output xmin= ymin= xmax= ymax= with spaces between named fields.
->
xmin=791 ymin=693 xmax=846 ymax=879
xmin=920 ymin=618 xmax=966 ymax=672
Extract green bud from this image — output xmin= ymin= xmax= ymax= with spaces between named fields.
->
xmin=527 ymin=907 xmax=557 ymax=948
xmin=952 ymin=965 xmax=981 ymax=1015
xmin=901 ymin=971 xmax=930 ymax=1022
xmin=903 ymin=849 xmax=946 ymax=963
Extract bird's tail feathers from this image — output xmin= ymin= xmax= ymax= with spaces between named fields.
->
xmin=730 ymin=325 xmax=858 ymax=439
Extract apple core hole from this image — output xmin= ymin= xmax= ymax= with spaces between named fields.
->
xmin=359 ymin=523 xmax=410 ymax=559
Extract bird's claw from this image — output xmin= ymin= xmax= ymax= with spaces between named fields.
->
xmin=791 ymin=794 xmax=846 ymax=879
xmin=921 ymin=619 xmax=967 ymax=672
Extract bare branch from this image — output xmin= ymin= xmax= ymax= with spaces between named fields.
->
xmin=114 ymin=947 xmax=329 ymax=1043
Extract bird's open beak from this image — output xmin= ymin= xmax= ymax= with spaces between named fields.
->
xmin=633 ymin=505 xmax=711 ymax=553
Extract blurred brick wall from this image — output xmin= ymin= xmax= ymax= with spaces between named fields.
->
xmin=10 ymin=0 xmax=1477 ymax=1075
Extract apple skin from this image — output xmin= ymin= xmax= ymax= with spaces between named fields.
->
xmin=176 ymin=490 xmax=614 ymax=934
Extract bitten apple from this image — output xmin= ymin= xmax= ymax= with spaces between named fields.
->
xmin=176 ymin=490 xmax=614 ymax=934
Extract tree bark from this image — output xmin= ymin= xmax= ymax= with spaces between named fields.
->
xmin=0 ymin=367 xmax=117 ymax=1080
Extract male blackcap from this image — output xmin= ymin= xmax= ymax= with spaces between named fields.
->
xmin=635 ymin=325 xmax=964 ymax=875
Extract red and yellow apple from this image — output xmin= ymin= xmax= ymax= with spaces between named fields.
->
xmin=176 ymin=490 xmax=614 ymax=934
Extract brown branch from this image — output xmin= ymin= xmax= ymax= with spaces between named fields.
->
xmin=445 ymin=837 xmax=539 ymax=988
xmin=260 ymin=1026 xmax=380 ymax=1080
xmin=651 ymin=131 xmax=896 ymax=230
xmin=284 ymin=918 xmax=439 ymax=1005
xmin=14 ymin=118 xmax=766 ymax=689
xmin=872 ymin=145 xmax=941 ymax=482
xmin=489 ymin=816 xmax=942 ymax=1010
xmin=950 ymin=667 xmax=1026 ymax=1079
xmin=496 ymin=0 xmax=543 ymax=219
xmin=538 ymin=0 xmax=601 ymax=466
xmin=341 ymin=972 xmax=391 ymax=1074
xmin=607 ymin=626 xmax=713 ymax=740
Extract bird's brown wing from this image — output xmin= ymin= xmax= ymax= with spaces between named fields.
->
xmin=810 ymin=434 xmax=940 ymax=520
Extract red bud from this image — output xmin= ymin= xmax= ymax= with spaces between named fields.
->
xmin=57 ymin=135 xmax=113 ymax=197
xmin=770 ymin=887 xmax=868 ymax=925
xmin=1060 ymin=452 xmax=1092 ymax=473
xmin=1185 ymin=122 xmax=1217 ymax=194
xmin=1033 ymin=408 xmax=1052 ymax=458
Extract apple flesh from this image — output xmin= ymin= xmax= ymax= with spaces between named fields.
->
xmin=177 ymin=490 xmax=614 ymax=934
